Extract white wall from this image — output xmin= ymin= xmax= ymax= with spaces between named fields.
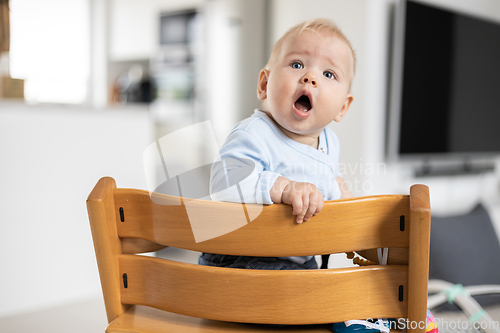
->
xmin=416 ymin=0 xmax=500 ymax=22
xmin=0 ymin=102 xmax=153 ymax=317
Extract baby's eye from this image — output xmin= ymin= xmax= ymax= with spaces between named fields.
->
xmin=323 ymin=71 xmax=336 ymax=80
xmin=290 ymin=61 xmax=303 ymax=70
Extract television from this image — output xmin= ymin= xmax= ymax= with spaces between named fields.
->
xmin=387 ymin=0 xmax=500 ymax=174
xmin=159 ymin=10 xmax=197 ymax=46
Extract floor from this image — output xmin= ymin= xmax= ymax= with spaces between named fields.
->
xmin=2 ymin=297 xmax=499 ymax=333
xmin=431 ymin=304 xmax=500 ymax=333
xmin=0 ymin=298 xmax=108 ymax=333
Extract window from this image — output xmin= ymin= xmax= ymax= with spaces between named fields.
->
xmin=9 ymin=0 xmax=90 ymax=104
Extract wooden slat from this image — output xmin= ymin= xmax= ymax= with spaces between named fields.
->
xmin=119 ymin=255 xmax=408 ymax=325
xmin=87 ymin=177 xmax=130 ymax=323
xmin=407 ymin=185 xmax=431 ymax=333
xmin=106 ymin=305 xmax=333 ymax=333
xmin=115 ymin=189 xmax=410 ymax=256
xmin=122 ymin=238 xmax=167 ymax=254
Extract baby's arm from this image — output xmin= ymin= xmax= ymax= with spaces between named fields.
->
xmin=336 ymin=176 xmax=353 ymax=199
xmin=270 ymin=176 xmax=324 ymax=224
xmin=210 ymin=130 xmax=281 ymax=205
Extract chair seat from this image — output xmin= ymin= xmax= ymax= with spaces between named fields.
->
xmin=106 ymin=305 xmax=333 ymax=333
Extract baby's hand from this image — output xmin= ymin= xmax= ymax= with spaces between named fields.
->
xmin=281 ymin=181 xmax=324 ymax=223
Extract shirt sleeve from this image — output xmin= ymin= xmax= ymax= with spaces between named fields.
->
xmin=326 ymin=127 xmax=342 ymax=178
xmin=210 ymin=129 xmax=280 ymax=205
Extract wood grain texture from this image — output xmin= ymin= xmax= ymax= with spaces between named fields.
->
xmin=106 ymin=305 xmax=333 ymax=333
xmin=407 ymin=185 xmax=431 ymax=333
xmin=122 ymin=238 xmax=167 ymax=254
xmin=88 ymin=177 xmax=430 ymax=331
xmin=119 ymin=255 xmax=408 ymax=325
xmin=87 ymin=177 xmax=130 ymax=323
xmin=115 ymin=189 xmax=410 ymax=256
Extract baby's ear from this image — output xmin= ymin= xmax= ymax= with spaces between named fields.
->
xmin=257 ymin=69 xmax=269 ymax=100
xmin=334 ymin=93 xmax=354 ymax=122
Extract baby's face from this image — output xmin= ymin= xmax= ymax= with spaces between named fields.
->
xmin=258 ymin=30 xmax=354 ymax=143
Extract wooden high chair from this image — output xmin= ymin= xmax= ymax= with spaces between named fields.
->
xmin=87 ymin=177 xmax=431 ymax=333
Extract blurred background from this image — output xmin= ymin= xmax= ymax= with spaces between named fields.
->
xmin=1 ymin=0 xmax=500 ymax=332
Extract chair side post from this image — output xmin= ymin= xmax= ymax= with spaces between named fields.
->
xmin=407 ymin=184 xmax=431 ymax=333
xmin=87 ymin=177 xmax=130 ymax=323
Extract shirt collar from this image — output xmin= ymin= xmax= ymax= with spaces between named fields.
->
xmin=253 ymin=109 xmax=329 ymax=156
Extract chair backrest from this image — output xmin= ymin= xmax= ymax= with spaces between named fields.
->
xmin=87 ymin=177 xmax=431 ymax=331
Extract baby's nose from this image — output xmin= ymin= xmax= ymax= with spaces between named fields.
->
xmin=301 ymin=73 xmax=317 ymax=86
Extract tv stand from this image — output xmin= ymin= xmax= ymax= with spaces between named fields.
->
xmin=415 ymin=159 xmax=495 ymax=177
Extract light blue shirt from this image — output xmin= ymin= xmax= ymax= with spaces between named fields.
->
xmin=210 ymin=109 xmax=342 ymax=204
xmin=210 ymin=110 xmax=342 ymax=265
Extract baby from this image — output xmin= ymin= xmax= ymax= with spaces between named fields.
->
xmin=200 ymin=18 xmax=355 ymax=270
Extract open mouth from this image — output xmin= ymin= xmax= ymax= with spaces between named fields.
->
xmin=294 ymin=95 xmax=312 ymax=112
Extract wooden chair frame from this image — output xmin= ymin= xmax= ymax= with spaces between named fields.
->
xmin=87 ymin=177 xmax=431 ymax=332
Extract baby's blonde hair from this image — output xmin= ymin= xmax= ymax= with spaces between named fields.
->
xmin=266 ymin=18 xmax=356 ymax=79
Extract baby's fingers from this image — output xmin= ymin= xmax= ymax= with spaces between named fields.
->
xmin=291 ymin=196 xmax=304 ymax=217
xmin=314 ymin=194 xmax=324 ymax=216
xmin=303 ymin=192 xmax=318 ymax=222
xmin=295 ymin=195 xmax=309 ymax=223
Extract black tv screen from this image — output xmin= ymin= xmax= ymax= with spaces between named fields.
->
xmin=391 ymin=0 xmax=500 ymax=159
